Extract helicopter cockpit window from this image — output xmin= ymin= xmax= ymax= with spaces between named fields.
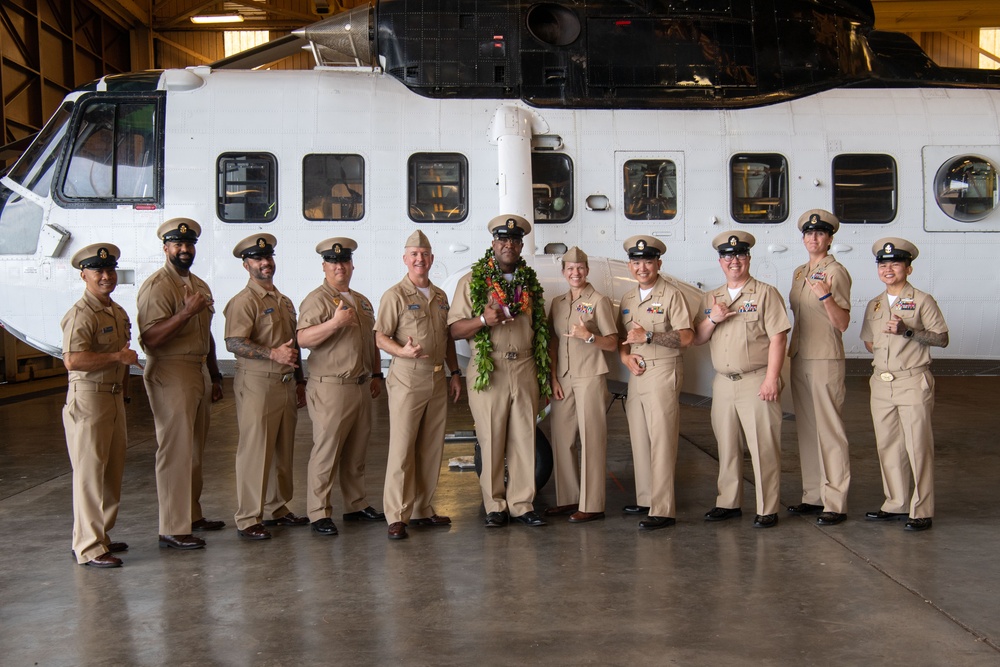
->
xmin=934 ymin=155 xmax=999 ymax=222
xmin=218 ymin=153 xmax=278 ymax=223
xmin=60 ymin=99 xmax=160 ymax=203
xmin=730 ymin=154 xmax=788 ymax=223
xmin=303 ymin=154 xmax=365 ymax=221
xmin=624 ymin=160 xmax=677 ymax=220
xmin=408 ymin=153 xmax=468 ymax=223
xmin=833 ymin=154 xmax=897 ymax=224
xmin=531 ymin=153 xmax=572 ymax=223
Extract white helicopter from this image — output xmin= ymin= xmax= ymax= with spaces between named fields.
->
xmin=1 ymin=0 xmax=998 ymax=395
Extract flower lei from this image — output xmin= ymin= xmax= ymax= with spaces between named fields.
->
xmin=469 ymin=248 xmax=551 ymax=397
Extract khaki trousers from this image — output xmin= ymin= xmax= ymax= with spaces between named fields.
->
xmin=63 ymin=385 xmax=126 ymax=563
xmin=468 ymin=358 xmax=539 ymax=516
xmin=144 ymin=357 xmax=211 ymax=535
xmin=870 ymin=371 xmax=935 ymax=519
xmin=233 ymin=371 xmax=297 ymax=529
xmin=550 ymin=374 xmax=609 ymax=512
xmin=383 ymin=363 xmax=447 ymax=523
xmin=791 ymin=358 xmax=851 ymax=513
xmin=625 ymin=361 xmax=682 ymax=518
xmin=711 ymin=369 xmax=783 ymax=516
xmin=305 ymin=378 xmax=372 ymax=521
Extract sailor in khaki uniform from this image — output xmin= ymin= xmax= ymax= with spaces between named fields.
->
xmin=62 ymin=244 xmax=139 ymax=567
xmin=224 ymin=234 xmax=308 ymax=540
xmin=616 ymin=237 xmax=693 ymax=530
xmin=298 ymin=237 xmax=385 ymax=538
xmin=375 ymin=230 xmax=463 ymax=540
xmin=449 ymin=214 xmax=551 ymax=528
xmin=787 ymin=209 xmax=853 ymax=525
xmin=860 ymin=238 xmax=948 ymax=532
xmin=693 ymin=231 xmax=791 ymax=528
xmin=546 ymin=246 xmax=619 ymax=523
xmin=138 ymin=219 xmax=225 ymax=552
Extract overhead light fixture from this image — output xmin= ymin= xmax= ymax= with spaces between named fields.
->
xmin=190 ymin=14 xmax=245 ymax=24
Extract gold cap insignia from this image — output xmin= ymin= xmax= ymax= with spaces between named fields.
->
xmin=178 ymin=223 xmax=188 ymax=234
xmin=333 ymin=243 xmax=342 ymax=254
xmin=884 ymin=242 xmax=894 ymax=254
xmin=257 ymin=238 xmax=266 ymax=249
xmin=506 ymin=219 xmax=515 ymax=230
xmin=98 ymin=248 xmax=109 ymax=260
xmin=637 ymin=240 xmax=646 ymax=250
xmin=809 ymin=214 xmax=820 ymax=224
xmin=729 ymin=236 xmax=738 ymax=246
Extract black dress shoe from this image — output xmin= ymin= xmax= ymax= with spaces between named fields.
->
xmin=85 ymin=553 xmax=122 ymax=568
xmin=107 ymin=541 xmax=129 ymax=553
xmin=410 ymin=514 xmax=451 ymax=526
xmin=816 ymin=512 xmax=847 ymax=525
xmin=158 ymin=534 xmax=206 ymax=549
xmin=236 ymin=524 xmax=272 ymax=541
xmin=544 ymin=504 xmax=578 ymax=516
xmin=388 ymin=522 xmax=408 ymax=540
xmin=568 ymin=511 xmax=605 ymax=523
xmin=753 ymin=513 xmax=779 ymax=528
xmin=705 ymin=507 xmax=743 ymax=522
xmin=484 ymin=511 xmax=509 ymax=528
xmin=263 ymin=512 xmax=309 ymax=527
xmin=638 ymin=516 xmax=676 ymax=531
xmin=865 ymin=510 xmax=908 ymax=521
xmin=787 ymin=503 xmax=824 ymax=515
xmin=192 ymin=518 xmax=226 ymax=531
xmin=343 ymin=506 xmax=386 ymax=522
xmin=512 ymin=511 xmax=547 ymax=526
xmin=904 ymin=517 xmax=933 ymax=532
xmin=622 ymin=505 xmax=650 ymax=515
xmin=311 ymin=518 xmax=339 ymax=535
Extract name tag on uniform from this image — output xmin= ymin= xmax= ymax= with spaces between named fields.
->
xmin=897 ymin=298 xmax=916 ymax=311
xmin=264 ymin=307 xmax=275 ymax=314
xmin=738 ymin=300 xmax=758 ymax=313
xmin=408 ymin=304 xmax=421 ymax=310
xmin=102 ymin=326 xmax=114 ymax=333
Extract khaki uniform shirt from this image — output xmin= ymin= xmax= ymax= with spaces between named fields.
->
xmin=788 ymin=255 xmax=851 ymax=359
xmin=61 ymin=290 xmax=131 ymax=385
xmin=616 ymin=275 xmax=692 ymax=362
xmin=550 ymin=283 xmax=616 ymax=378
xmin=860 ymin=283 xmax=948 ymax=373
xmin=697 ymin=277 xmax=791 ymax=374
xmin=224 ymin=280 xmax=298 ymax=374
xmin=297 ymin=281 xmax=376 ymax=378
xmin=374 ymin=276 xmax=450 ymax=364
xmin=137 ymin=262 xmax=213 ymax=357
xmin=448 ymin=272 xmax=537 ymax=359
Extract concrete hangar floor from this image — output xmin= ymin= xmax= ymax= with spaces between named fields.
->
xmin=2 ymin=370 xmax=999 ymax=665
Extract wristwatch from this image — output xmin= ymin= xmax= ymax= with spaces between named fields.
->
xmin=903 ymin=328 xmax=914 ymax=338
xmin=645 ymin=331 xmax=653 ymax=344
xmin=584 ymin=334 xmax=596 ymax=344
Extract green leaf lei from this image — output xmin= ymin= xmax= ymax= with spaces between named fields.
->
xmin=469 ymin=248 xmax=551 ymax=397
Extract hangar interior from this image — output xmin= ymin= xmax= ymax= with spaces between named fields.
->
xmin=2 ymin=1 xmax=1000 ymax=664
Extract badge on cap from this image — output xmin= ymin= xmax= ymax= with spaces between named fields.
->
xmin=883 ymin=242 xmax=894 ymax=254
xmin=333 ymin=243 xmax=342 ymax=254
xmin=729 ymin=236 xmax=738 ymax=247
xmin=506 ymin=219 xmax=515 ymax=231
xmin=637 ymin=240 xmax=646 ymax=251
xmin=179 ymin=223 xmax=188 ymax=235
xmin=98 ymin=248 xmax=109 ymax=260
xmin=810 ymin=214 xmax=820 ymax=225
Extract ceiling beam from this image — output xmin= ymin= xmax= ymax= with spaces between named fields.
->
xmin=873 ymin=0 xmax=1000 ymax=32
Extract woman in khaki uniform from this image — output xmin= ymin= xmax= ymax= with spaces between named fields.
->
xmin=62 ymin=243 xmax=139 ymax=568
xmin=546 ymin=246 xmax=618 ymax=523
xmin=860 ymin=238 xmax=948 ymax=532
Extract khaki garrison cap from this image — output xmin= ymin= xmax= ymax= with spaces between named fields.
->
xmin=712 ymin=230 xmax=756 ymax=255
xmin=561 ymin=246 xmax=588 ymax=264
xmin=623 ymin=235 xmax=666 ymax=259
xmin=71 ymin=243 xmax=120 ymax=270
xmin=233 ymin=234 xmax=277 ymax=259
xmin=873 ymin=237 xmax=919 ymax=262
xmin=488 ymin=214 xmax=531 ymax=238
xmin=404 ymin=230 xmax=431 ymax=249
xmin=158 ymin=218 xmax=201 ymax=243
xmin=316 ymin=237 xmax=357 ymax=262
xmin=797 ymin=209 xmax=840 ymax=235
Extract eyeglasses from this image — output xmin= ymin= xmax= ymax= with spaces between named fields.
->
xmin=720 ymin=253 xmax=749 ymax=263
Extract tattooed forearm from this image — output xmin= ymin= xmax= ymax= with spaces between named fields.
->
xmin=225 ymin=337 xmax=273 ymax=360
xmin=912 ymin=330 xmax=949 ymax=348
xmin=650 ymin=330 xmax=683 ymax=349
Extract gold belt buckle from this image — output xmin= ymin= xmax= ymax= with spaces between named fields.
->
xmin=879 ymin=372 xmax=895 ymax=382
xmin=433 ymin=364 xmax=443 ymax=372
xmin=726 ymin=373 xmax=742 ymax=381
xmin=111 ymin=383 xmax=122 ymax=394
xmin=281 ymin=373 xmax=294 ymax=383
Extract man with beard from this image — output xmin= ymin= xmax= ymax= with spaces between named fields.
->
xmin=298 ymin=237 xmax=385 ymax=538
xmin=449 ymin=215 xmax=550 ymax=528
xmin=375 ymin=231 xmax=462 ymax=540
xmin=138 ymin=219 xmax=225 ymax=551
xmin=616 ymin=236 xmax=693 ymax=530
xmin=224 ymin=234 xmax=308 ymax=540
xmin=63 ymin=243 xmax=140 ymax=567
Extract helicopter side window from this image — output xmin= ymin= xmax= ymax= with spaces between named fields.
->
xmin=408 ymin=153 xmax=468 ymax=223
xmin=623 ymin=159 xmax=677 ymax=220
xmin=59 ymin=97 xmax=161 ymax=204
xmin=934 ymin=155 xmax=999 ymax=223
xmin=531 ymin=153 xmax=573 ymax=223
xmin=833 ymin=154 xmax=897 ymax=224
xmin=302 ymin=154 xmax=365 ymax=221
xmin=730 ymin=154 xmax=788 ymax=223
xmin=218 ymin=153 xmax=278 ymax=223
